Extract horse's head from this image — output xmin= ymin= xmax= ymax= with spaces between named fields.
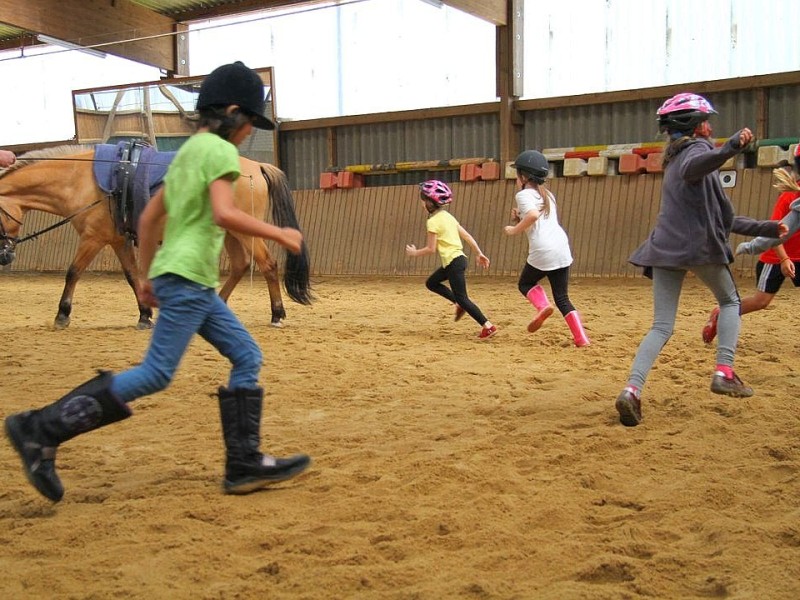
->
xmin=0 ymin=204 xmax=21 ymax=266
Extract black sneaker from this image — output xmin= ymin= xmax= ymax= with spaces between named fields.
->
xmin=224 ymin=454 xmax=311 ymax=495
xmin=615 ymin=390 xmax=642 ymax=427
xmin=710 ymin=372 xmax=753 ymax=398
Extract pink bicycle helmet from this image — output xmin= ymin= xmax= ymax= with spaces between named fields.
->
xmin=419 ymin=180 xmax=453 ymax=206
xmin=656 ymin=92 xmax=717 ymax=133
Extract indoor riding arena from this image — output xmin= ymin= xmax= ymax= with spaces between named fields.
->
xmin=1 ymin=2 xmax=799 ymax=599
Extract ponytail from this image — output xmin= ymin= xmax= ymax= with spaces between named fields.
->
xmin=772 ymin=167 xmax=800 ymax=193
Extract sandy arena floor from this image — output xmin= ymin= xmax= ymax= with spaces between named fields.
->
xmin=1 ymin=272 xmax=799 ymax=599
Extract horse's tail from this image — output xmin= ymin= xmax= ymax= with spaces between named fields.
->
xmin=260 ymin=163 xmax=313 ymax=305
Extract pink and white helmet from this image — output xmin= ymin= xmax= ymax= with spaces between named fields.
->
xmin=656 ymin=92 xmax=717 ymax=133
xmin=419 ymin=180 xmax=452 ymax=206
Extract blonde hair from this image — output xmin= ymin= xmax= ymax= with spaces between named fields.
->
xmin=772 ymin=166 xmax=800 ymax=193
xmin=522 ymin=177 xmax=552 ymax=218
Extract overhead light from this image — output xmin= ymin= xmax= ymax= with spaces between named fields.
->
xmin=419 ymin=0 xmax=444 ymax=7
xmin=36 ymin=34 xmax=107 ymax=59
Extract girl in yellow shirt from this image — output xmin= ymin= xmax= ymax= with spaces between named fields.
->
xmin=406 ymin=180 xmax=496 ymax=339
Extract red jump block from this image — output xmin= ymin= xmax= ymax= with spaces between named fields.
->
xmin=618 ymin=152 xmax=664 ymax=175
xmin=618 ymin=153 xmax=647 ymax=174
xmin=459 ymin=161 xmax=501 ymax=182
xmin=320 ymin=171 xmax=365 ymax=190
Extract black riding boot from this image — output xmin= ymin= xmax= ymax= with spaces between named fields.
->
xmin=4 ymin=371 xmax=131 ymax=502
xmin=217 ymin=386 xmax=310 ymax=494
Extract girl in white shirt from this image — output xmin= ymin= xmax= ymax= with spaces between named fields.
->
xmin=503 ymin=150 xmax=589 ymax=347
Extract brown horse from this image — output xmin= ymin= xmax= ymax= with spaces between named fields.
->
xmin=0 ymin=144 xmax=311 ymax=329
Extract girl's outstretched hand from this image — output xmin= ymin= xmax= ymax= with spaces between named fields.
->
xmin=477 ymin=253 xmax=490 ymax=269
xmin=405 ymin=244 xmax=417 ymax=257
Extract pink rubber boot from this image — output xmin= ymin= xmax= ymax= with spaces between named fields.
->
xmin=525 ymin=285 xmax=554 ymax=333
xmin=565 ymin=310 xmax=590 ymax=347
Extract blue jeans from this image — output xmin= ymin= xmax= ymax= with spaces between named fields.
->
xmin=111 ymin=274 xmax=263 ymax=402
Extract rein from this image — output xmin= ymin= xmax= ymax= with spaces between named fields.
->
xmin=0 ymin=198 xmax=105 ymax=246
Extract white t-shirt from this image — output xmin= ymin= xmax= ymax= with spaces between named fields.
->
xmin=515 ymin=187 xmax=573 ymax=270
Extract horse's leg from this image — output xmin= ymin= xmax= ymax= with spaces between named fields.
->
xmin=251 ymin=238 xmax=286 ymax=327
xmin=55 ymin=236 xmax=106 ymax=329
xmin=219 ymin=234 xmax=249 ymax=303
xmin=110 ymin=239 xmax=154 ymax=330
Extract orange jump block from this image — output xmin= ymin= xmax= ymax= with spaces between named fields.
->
xmin=618 ymin=152 xmax=664 ymax=174
xmin=320 ymin=171 xmax=365 ymax=190
xmin=459 ymin=161 xmax=501 ymax=182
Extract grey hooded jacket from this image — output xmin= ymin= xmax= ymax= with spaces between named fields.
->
xmin=629 ymin=132 xmax=779 ymax=271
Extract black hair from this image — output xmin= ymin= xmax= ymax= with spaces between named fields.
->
xmin=197 ymin=106 xmax=251 ymax=142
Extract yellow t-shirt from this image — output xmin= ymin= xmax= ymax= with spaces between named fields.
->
xmin=426 ymin=209 xmax=464 ymax=268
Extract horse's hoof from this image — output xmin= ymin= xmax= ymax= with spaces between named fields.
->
xmin=269 ymin=321 xmax=284 ymax=329
xmin=53 ymin=317 xmax=70 ymax=330
xmin=136 ymin=320 xmax=154 ymax=330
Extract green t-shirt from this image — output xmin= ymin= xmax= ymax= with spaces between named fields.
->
xmin=149 ymin=132 xmax=241 ymax=288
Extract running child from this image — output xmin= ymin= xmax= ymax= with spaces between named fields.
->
xmin=5 ymin=61 xmax=311 ymax=502
xmin=503 ymin=150 xmax=589 ymax=347
xmin=703 ymin=152 xmax=800 ymax=343
xmin=614 ymin=92 xmax=782 ymax=427
xmin=405 ymin=179 xmax=497 ymax=339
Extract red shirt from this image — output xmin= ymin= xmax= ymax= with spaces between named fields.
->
xmin=760 ymin=187 xmax=800 ymax=264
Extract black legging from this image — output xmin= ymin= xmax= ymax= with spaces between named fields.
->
xmin=518 ymin=263 xmax=575 ymax=316
xmin=426 ymin=255 xmax=488 ymax=325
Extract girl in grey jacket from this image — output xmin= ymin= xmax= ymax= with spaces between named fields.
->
xmin=615 ymin=92 xmax=782 ymax=427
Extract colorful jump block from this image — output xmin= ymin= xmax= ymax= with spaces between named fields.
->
xmin=618 ymin=153 xmax=647 ymax=175
xmin=619 ymin=152 xmax=663 ymax=175
xmin=563 ymin=158 xmax=587 ymax=177
xmin=320 ymin=171 xmax=365 ymax=190
xmin=587 ymin=156 xmax=612 ymax=176
xmin=757 ymin=144 xmax=799 ymax=168
xmin=459 ymin=161 xmax=501 ymax=182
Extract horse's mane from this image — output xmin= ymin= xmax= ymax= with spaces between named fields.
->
xmin=1 ymin=144 xmax=96 ymax=178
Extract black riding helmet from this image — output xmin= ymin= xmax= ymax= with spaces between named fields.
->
xmin=513 ymin=150 xmax=549 ymax=184
xmin=196 ymin=61 xmax=275 ymax=130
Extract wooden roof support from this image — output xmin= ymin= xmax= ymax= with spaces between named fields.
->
xmin=443 ymin=0 xmax=507 ymax=26
xmin=0 ymin=0 xmax=176 ymax=71
xmin=496 ymin=0 xmax=522 ymax=164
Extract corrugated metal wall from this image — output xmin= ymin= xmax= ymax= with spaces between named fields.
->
xmin=281 ymin=82 xmax=800 ymax=190
xmin=5 ymin=170 xmax=776 ymax=280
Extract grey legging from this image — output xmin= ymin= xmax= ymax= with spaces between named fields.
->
xmin=627 ymin=264 xmax=740 ymax=390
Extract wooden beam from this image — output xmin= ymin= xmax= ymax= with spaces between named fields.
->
xmin=496 ymin=0 xmax=521 ymax=164
xmin=514 ymin=71 xmax=800 ymax=111
xmin=168 ymin=0 xmax=322 ymax=22
xmin=0 ymin=0 xmax=175 ymax=71
xmin=277 ymin=102 xmax=499 ymax=131
xmin=442 ymin=0 xmax=506 ymax=26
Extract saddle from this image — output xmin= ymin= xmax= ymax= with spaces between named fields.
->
xmin=93 ymin=140 xmax=176 ymax=244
